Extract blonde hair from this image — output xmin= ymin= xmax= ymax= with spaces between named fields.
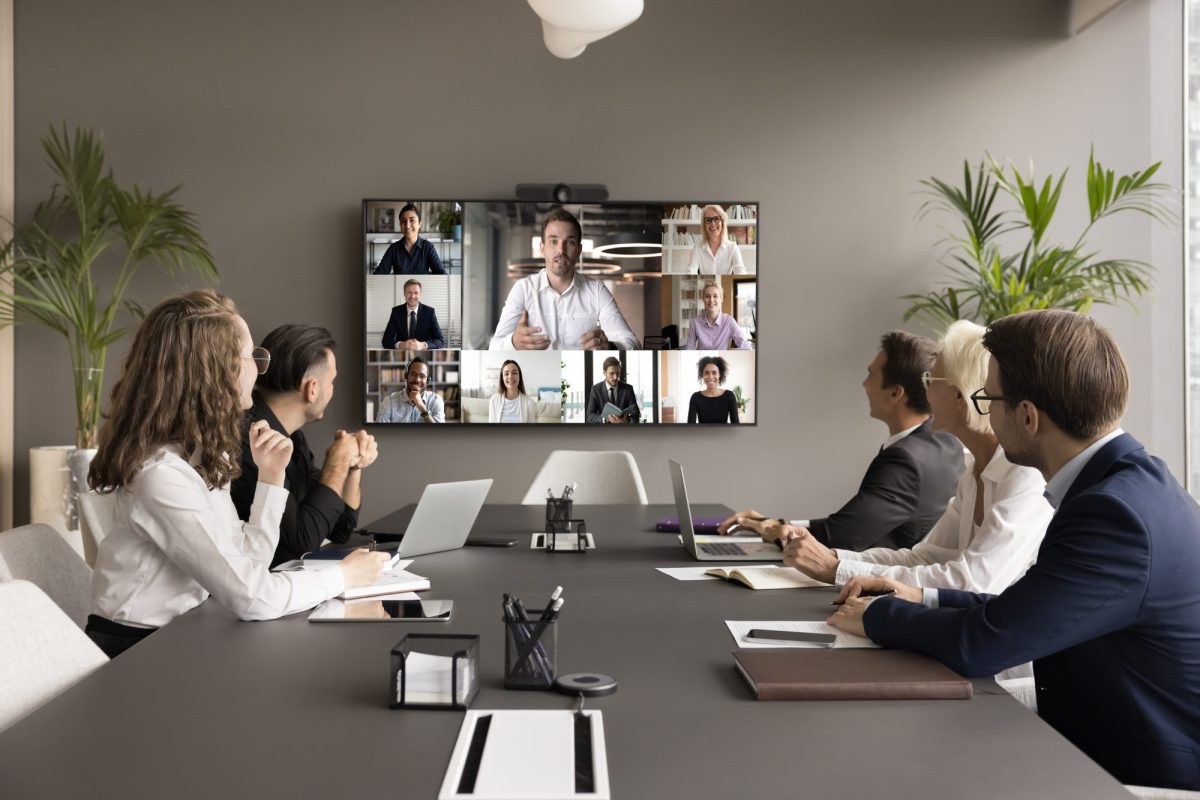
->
xmin=701 ymin=281 xmax=723 ymax=297
xmin=89 ymin=290 xmax=245 ymax=492
xmin=701 ymin=204 xmax=727 ymax=242
xmin=939 ymin=320 xmax=991 ymax=435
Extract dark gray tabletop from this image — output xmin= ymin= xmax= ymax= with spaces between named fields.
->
xmin=0 ymin=504 xmax=1132 ymax=799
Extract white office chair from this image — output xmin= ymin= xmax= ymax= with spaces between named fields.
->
xmin=0 ymin=523 xmax=93 ymax=629
xmin=78 ymin=490 xmax=116 ymax=568
xmin=0 ymin=580 xmax=107 ymax=732
xmin=1126 ymin=787 xmax=1200 ymax=799
xmin=521 ymin=450 xmax=649 ymax=505
xmin=995 ymin=676 xmax=1036 ymax=712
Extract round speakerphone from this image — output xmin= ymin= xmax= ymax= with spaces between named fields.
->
xmin=554 ymin=673 xmax=618 ymax=697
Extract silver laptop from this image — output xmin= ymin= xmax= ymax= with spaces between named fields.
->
xmin=669 ymin=460 xmax=784 ymax=561
xmin=394 ymin=479 xmax=494 ymax=558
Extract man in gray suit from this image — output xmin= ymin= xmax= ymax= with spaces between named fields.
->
xmin=720 ymin=331 xmax=963 ymax=550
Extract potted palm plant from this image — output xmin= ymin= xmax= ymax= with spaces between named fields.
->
xmin=902 ymin=150 xmax=1173 ymax=331
xmin=1 ymin=123 xmax=216 ymax=527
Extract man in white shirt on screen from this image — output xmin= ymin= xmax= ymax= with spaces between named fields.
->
xmin=489 ymin=207 xmax=640 ymax=351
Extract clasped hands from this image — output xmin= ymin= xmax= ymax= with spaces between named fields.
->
xmin=327 ymin=429 xmax=378 ymax=471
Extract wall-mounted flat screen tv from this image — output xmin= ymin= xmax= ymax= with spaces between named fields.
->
xmin=364 ymin=200 xmax=758 ymax=426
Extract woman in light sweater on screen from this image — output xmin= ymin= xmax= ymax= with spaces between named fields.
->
xmin=778 ymin=320 xmax=1054 ymax=596
xmin=85 ymin=290 xmax=389 ymax=658
xmin=488 ymin=359 xmax=547 ymax=422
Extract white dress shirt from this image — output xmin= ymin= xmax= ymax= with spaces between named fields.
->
xmin=489 ymin=269 xmax=639 ymax=350
xmin=91 ymin=446 xmax=345 ymax=628
xmin=686 ymin=239 xmax=746 ymax=275
xmin=835 ymin=446 xmax=1053 ymax=598
xmin=881 ymin=422 xmax=923 ymax=450
xmin=376 ymin=390 xmax=445 ymax=423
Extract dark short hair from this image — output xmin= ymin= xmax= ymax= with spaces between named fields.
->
xmin=983 ymin=310 xmax=1128 ymax=440
xmin=879 ymin=331 xmax=937 ymax=414
xmin=256 ymin=324 xmax=335 ymax=395
xmin=407 ymin=356 xmax=429 ymax=376
xmin=602 ymin=356 xmax=621 ymax=374
xmin=697 ymin=355 xmax=728 ymax=384
xmin=497 ymin=359 xmax=526 ymax=396
xmin=403 ymin=278 xmax=422 ymax=291
xmin=541 ymin=206 xmax=582 ymax=241
xmin=399 ymin=203 xmax=419 ymax=220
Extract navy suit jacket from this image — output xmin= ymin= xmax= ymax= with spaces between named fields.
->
xmin=382 ymin=303 xmax=444 ymax=350
xmin=807 ymin=420 xmax=963 ymax=551
xmin=864 ymin=433 xmax=1200 ymax=790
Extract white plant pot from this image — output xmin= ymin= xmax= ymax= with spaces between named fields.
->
xmin=29 ymin=445 xmax=95 ymax=560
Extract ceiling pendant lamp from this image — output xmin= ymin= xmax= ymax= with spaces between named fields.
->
xmin=526 ymin=0 xmax=644 ymax=59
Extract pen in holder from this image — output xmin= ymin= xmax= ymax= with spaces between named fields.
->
xmin=391 ymin=633 xmax=480 ymax=709
xmin=504 ymin=612 xmax=558 ymax=690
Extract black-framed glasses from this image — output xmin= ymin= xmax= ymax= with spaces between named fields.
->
xmin=703 ymin=216 xmax=722 ymax=226
xmin=970 ymin=388 xmax=1014 ymax=416
xmin=242 ymin=346 xmax=271 ymax=375
xmin=920 ymin=371 xmax=949 ymax=390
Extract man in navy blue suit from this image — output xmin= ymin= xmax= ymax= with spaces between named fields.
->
xmin=382 ymin=278 xmax=444 ymax=350
xmin=827 ymin=309 xmax=1200 ymax=791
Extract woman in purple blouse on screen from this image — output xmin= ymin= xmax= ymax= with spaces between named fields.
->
xmin=687 ymin=356 xmax=739 ymax=424
xmin=685 ymin=282 xmax=753 ymax=351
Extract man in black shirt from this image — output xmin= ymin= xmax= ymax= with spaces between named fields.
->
xmin=231 ymin=324 xmax=379 ymax=567
xmin=372 ymin=203 xmax=447 ymax=275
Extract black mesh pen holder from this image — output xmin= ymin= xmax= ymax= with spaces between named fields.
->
xmin=546 ymin=498 xmax=573 ymax=527
xmin=503 ymin=614 xmax=558 ymax=690
xmin=390 ymin=633 xmax=479 ymax=710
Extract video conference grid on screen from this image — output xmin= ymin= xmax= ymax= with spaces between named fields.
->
xmin=364 ymin=200 xmax=758 ymax=425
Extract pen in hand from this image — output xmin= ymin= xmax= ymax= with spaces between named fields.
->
xmin=830 ymin=589 xmax=895 ymax=606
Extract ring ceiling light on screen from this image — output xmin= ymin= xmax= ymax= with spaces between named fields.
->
xmin=590 ymin=242 xmax=662 ymax=259
xmin=526 ymin=0 xmax=644 ymax=59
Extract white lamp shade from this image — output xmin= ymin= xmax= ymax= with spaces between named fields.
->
xmin=527 ymin=0 xmax=644 ymax=59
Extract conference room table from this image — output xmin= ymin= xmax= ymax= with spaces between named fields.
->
xmin=0 ymin=503 xmax=1136 ymax=799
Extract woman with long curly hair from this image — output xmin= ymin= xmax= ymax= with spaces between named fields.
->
xmin=85 ymin=290 xmax=388 ymax=658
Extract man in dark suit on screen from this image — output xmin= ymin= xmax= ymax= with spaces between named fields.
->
xmin=585 ymin=356 xmax=640 ymax=424
xmin=382 ymin=278 xmax=444 ymax=351
xmin=720 ymin=331 xmax=963 ymax=550
xmin=828 ymin=310 xmax=1200 ymax=792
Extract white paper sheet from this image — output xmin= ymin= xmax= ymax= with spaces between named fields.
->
xmin=725 ymin=620 xmax=880 ymax=649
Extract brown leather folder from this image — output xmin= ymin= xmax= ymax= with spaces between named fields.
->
xmin=733 ymin=648 xmax=973 ymax=701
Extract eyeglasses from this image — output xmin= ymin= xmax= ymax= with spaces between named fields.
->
xmin=920 ymin=371 xmax=949 ymax=390
xmin=241 ymin=346 xmax=271 ymax=375
xmin=969 ymin=388 xmax=1014 ymax=416
xmin=703 ymin=216 xmax=722 ymax=226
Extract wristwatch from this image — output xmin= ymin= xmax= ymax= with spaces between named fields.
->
xmin=420 ymin=410 xmax=431 ymax=419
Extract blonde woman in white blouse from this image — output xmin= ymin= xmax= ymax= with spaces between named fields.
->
xmin=686 ymin=204 xmax=747 ymax=275
xmin=85 ymin=290 xmax=389 ymax=658
xmin=488 ymin=359 xmax=546 ymax=423
xmin=779 ymin=320 xmax=1053 ymax=596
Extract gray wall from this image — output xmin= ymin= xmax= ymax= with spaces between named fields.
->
xmin=12 ymin=0 xmax=1184 ymax=525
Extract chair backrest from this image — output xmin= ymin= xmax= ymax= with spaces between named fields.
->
xmin=521 ymin=450 xmax=648 ymax=505
xmin=78 ymin=490 xmax=116 ymax=568
xmin=0 ymin=523 xmax=93 ymax=628
xmin=0 ymin=580 xmax=107 ymax=732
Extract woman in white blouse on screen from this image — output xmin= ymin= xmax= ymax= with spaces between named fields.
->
xmin=686 ymin=204 xmax=747 ymax=275
xmin=488 ymin=359 xmax=545 ymax=423
xmin=779 ymin=320 xmax=1054 ymax=596
xmin=85 ymin=290 xmax=389 ymax=659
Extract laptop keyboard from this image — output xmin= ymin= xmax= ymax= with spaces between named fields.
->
xmin=700 ymin=542 xmax=746 ymax=556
